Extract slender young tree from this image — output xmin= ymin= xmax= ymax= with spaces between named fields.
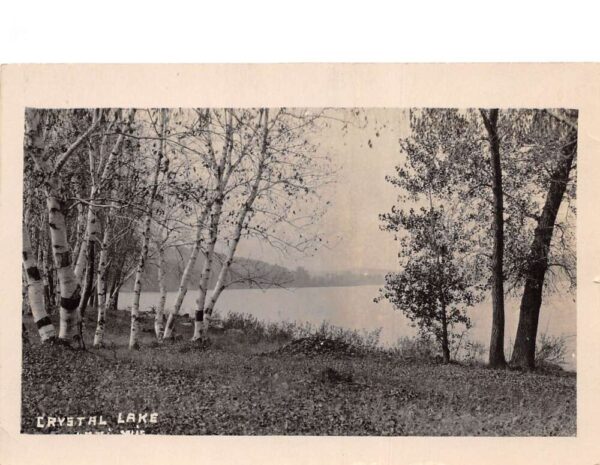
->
xmin=197 ymin=109 xmax=271 ymax=338
xmin=93 ymin=204 xmax=114 ymax=347
xmin=379 ymin=206 xmax=481 ymax=363
xmin=128 ymin=109 xmax=167 ymax=349
xmin=184 ymin=108 xmax=333 ymax=341
xmin=162 ymin=208 xmax=209 ymax=339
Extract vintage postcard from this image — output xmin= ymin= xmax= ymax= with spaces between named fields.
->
xmin=1 ymin=64 xmax=599 ymax=464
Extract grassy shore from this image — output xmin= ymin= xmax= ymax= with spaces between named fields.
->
xmin=21 ymin=309 xmax=576 ymax=436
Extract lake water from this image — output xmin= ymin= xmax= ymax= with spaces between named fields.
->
xmin=120 ymin=285 xmax=576 ymax=370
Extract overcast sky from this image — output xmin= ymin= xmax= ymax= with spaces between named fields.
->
xmin=237 ymin=109 xmax=411 ymax=274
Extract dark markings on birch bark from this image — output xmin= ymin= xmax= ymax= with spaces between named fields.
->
xmin=26 ymin=266 xmax=42 ymax=281
xmin=60 ymin=295 xmax=80 ymax=311
xmin=35 ymin=316 xmax=52 ymax=329
xmin=195 ymin=310 xmax=204 ymax=322
xmin=56 ymin=251 xmax=71 ymax=268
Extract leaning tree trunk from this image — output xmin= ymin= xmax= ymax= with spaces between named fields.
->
xmin=163 ymin=209 xmax=209 ymax=340
xmin=192 ymin=109 xmax=235 ymax=340
xmin=22 ymin=225 xmax=56 ymax=342
xmin=201 ymin=109 xmax=270 ymax=337
xmin=481 ymin=109 xmax=507 ymax=368
xmin=202 ymin=201 xmax=252 ymax=331
xmin=192 ymin=199 xmax=223 ymax=340
xmin=510 ymin=135 xmax=577 ymax=369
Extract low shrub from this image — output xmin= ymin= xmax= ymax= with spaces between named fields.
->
xmin=536 ymin=333 xmax=569 ymax=368
xmin=391 ymin=335 xmax=438 ymax=361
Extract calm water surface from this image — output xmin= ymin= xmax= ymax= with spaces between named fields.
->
xmin=120 ymin=285 xmax=576 ymax=370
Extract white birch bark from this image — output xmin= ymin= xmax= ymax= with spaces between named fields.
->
xmin=128 ymin=110 xmax=166 ymax=349
xmin=74 ymin=111 xmax=131 ymax=287
xmin=191 ymin=200 xmax=223 ymax=339
xmin=73 ymin=197 xmax=99 ymax=284
xmin=162 ymin=208 xmax=209 ymax=339
xmin=22 ymin=225 xmax=56 ymax=342
xmin=26 ymin=109 xmax=102 ymax=341
xmin=47 ymin=194 xmax=82 ymax=340
xmin=203 ymin=159 xmax=266 ymax=328
xmin=154 ymin=243 xmax=167 ymax=340
xmin=191 ymin=110 xmax=235 ymax=340
xmin=41 ymin=244 xmax=53 ymax=313
xmin=88 ymin=113 xmax=132 ymax=346
xmin=194 ymin=109 xmax=269 ymax=339
xmin=93 ymin=206 xmax=114 ymax=347
xmin=75 ymin=239 xmax=95 ymax=347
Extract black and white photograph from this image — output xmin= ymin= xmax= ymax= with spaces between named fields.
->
xmin=20 ymin=106 xmax=577 ymax=436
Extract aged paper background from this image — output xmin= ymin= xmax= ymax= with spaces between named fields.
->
xmin=1 ymin=63 xmax=599 ymax=465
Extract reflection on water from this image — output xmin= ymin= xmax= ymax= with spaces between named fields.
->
xmin=120 ymin=285 xmax=576 ymax=370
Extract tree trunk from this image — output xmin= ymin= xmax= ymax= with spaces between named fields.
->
xmin=22 ymin=225 xmax=56 ymax=342
xmin=48 ymin=195 xmax=82 ymax=341
xmin=110 ymin=287 xmax=120 ymax=312
xmin=438 ymin=251 xmax=451 ymax=364
xmin=26 ymin=108 xmax=101 ymax=342
xmin=481 ymin=109 xmax=507 ymax=368
xmin=128 ymin=110 xmax=165 ymax=349
xmin=440 ymin=315 xmax=450 ymax=364
xmin=42 ymin=245 xmax=55 ymax=314
xmin=76 ymin=239 xmax=95 ymax=347
xmin=201 ymin=109 xmax=270 ymax=336
xmin=163 ymin=209 xmax=208 ymax=339
xmin=22 ymin=266 xmax=31 ymax=315
xmin=74 ymin=197 xmax=99 ymax=284
xmin=192 ymin=109 xmax=235 ymax=340
xmin=192 ymin=200 xmax=223 ymax=340
xmin=154 ymin=245 xmax=167 ymax=341
xmin=94 ymin=212 xmax=113 ymax=347
xmin=510 ymin=133 xmax=577 ymax=369
xmin=71 ymin=197 xmax=85 ymax=262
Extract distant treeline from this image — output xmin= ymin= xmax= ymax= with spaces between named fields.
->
xmin=122 ymin=246 xmax=386 ymax=292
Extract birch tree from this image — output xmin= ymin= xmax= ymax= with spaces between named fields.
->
xmin=25 ymin=108 xmax=103 ymax=341
xmin=93 ymin=200 xmax=116 ymax=347
xmin=22 ymin=223 xmax=56 ymax=342
xmin=178 ymin=108 xmax=334 ymax=341
xmin=162 ymin=209 xmax=208 ymax=339
xmin=128 ymin=109 xmax=167 ymax=349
